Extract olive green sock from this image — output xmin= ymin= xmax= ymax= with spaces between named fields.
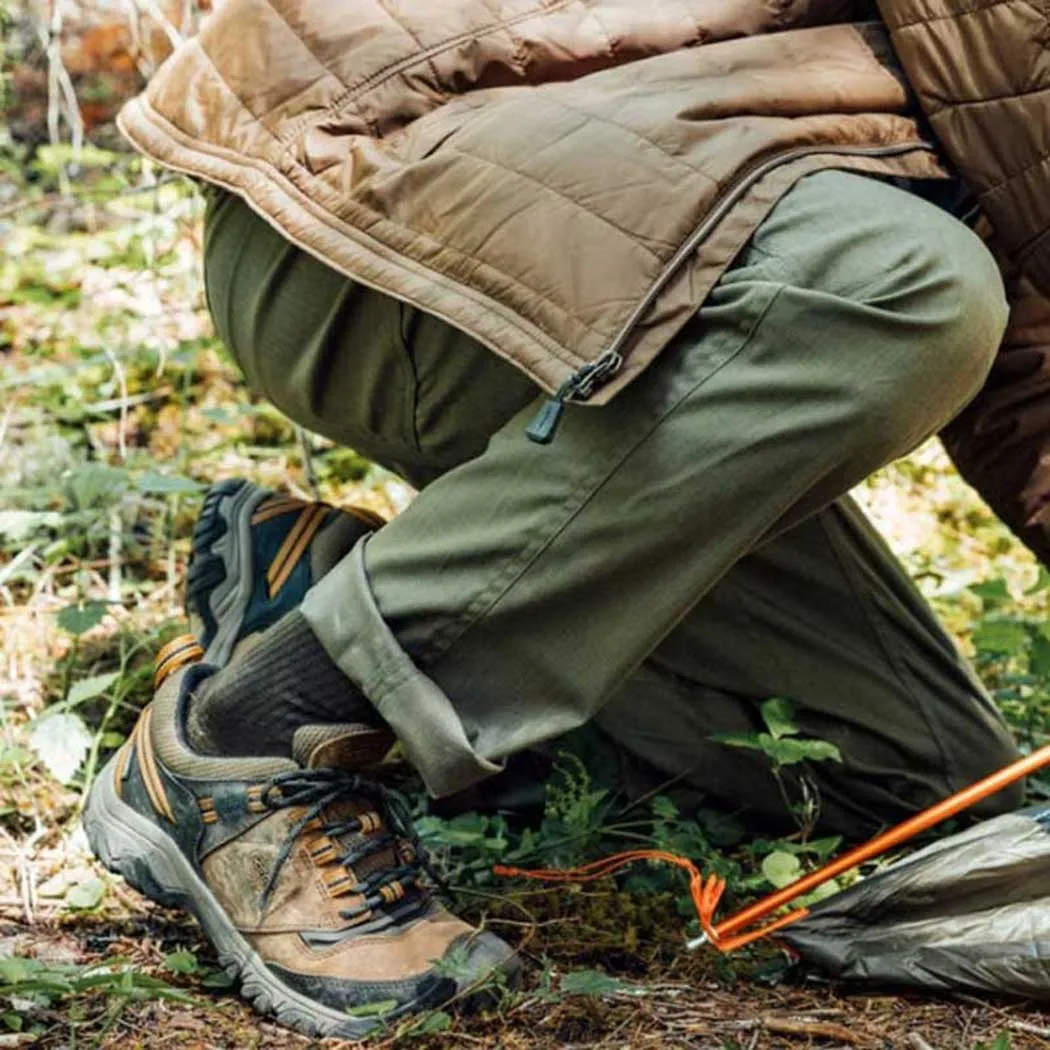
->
xmin=185 ymin=611 xmax=379 ymax=757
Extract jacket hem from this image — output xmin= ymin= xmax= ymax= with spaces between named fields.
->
xmin=119 ymin=97 xmax=945 ymax=403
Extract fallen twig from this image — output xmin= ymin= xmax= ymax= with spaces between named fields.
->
xmin=1009 ymin=1019 xmax=1050 ymax=1038
xmin=762 ymin=1016 xmax=868 ymax=1045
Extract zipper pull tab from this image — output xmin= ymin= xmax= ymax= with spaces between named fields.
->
xmin=526 ymin=395 xmax=566 ymax=445
xmin=526 ymin=352 xmax=624 ymax=445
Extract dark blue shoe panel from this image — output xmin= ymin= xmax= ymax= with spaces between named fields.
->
xmin=113 ymin=734 xmax=276 ymax=872
xmin=239 ymin=511 xmax=320 ymax=639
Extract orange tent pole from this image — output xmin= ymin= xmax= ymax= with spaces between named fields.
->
xmin=712 ymin=742 xmax=1050 ymax=942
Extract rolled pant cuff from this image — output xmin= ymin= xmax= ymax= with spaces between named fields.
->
xmin=300 ymin=538 xmax=503 ymax=797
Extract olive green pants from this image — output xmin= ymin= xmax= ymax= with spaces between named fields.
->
xmin=204 ymin=171 xmax=1019 ymax=836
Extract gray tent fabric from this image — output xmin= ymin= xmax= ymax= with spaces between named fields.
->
xmin=781 ymin=805 xmax=1050 ymax=997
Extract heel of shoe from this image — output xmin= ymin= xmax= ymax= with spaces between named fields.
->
xmin=82 ymin=759 xmax=187 ymax=911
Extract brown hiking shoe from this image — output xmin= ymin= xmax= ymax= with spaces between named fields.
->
xmin=83 ymin=645 xmax=519 ymax=1038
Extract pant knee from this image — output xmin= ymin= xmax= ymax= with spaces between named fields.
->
xmin=849 ymin=219 xmax=1008 ymax=450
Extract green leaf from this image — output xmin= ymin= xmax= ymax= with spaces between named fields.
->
xmin=804 ymin=835 xmax=844 ymax=861
xmin=969 ymin=579 xmax=1012 ymax=607
xmin=29 ymin=713 xmax=93 ymax=784
xmin=57 ymin=601 xmax=108 ymax=635
xmin=345 ymin=998 xmax=399 ymax=1018
xmin=1 ymin=1012 xmax=23 ymax=1032
xmin=761 ymin=698 xmax=798 ymax=740
xmin=761 ymin=850 xmax=802 ymax=889
xmin=972 ymin=619 xmax=1029 ymax=656
xmin=977 ymin=1034 xmax=1012 ymax=1050
xmin=201 ymin=968 xmax=235 ymax=989
xmin=0 ymin=510 xmax=61 ymax=542
xmin=67 ymin=672 xmax=120 ymax=707
xmin=163 ymin=951 xmax=198 ymax=975
xmin=69 ymin=464 xmax=130 ymax=508
xmin=0 ymin=958 xmax=32 ymax=984
xmin=793 ymin=739 xmax=843 ymax=764
xmin=410 ymin=1011 xmax=452 ymax=1034
xmin=650 ymin=795 xmax=679 ymax=821
xmin=1032 ymin=634 xmax=1050 ymax=678
xmin=137 ymin=471 xmax=203 ymax=495
xmin=696 ymin=807 xmax=745 ymax=847
xmin=66 ymin=877 xmax=106 ymax=911
xmin=760 ymin=735 xmax=842 ymax=766
xmin=560 ymin=968 xmax=629 ymax=998
xmin=802 ymin=879 xmax=843 ymax=905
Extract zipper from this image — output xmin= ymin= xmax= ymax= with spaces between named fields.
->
xmin=526 ymin=139 xmax=933 ymax=445
xmin=525 ymin=349 xmax=624 ymax=443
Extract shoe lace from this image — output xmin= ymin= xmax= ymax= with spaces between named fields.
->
xmin=258 ymin=768 xmax=440 ymax=925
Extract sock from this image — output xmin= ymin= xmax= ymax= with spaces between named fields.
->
xmin=185 ymin=611 xmax=380 ymax=757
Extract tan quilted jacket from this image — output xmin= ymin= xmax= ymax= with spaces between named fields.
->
xmin=120 ymin=0 xmax=955 ymax=407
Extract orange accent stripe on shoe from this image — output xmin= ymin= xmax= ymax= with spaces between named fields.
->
xmin=266 ymin=504 xmax=330 ymax=598
xmin=112 ymin=737 xmax=135 ymax=799
xmin=250 ymin=497 xmax=308 ymax=526
xmin=154 ymin=635 xmax=204 ymax=689
xmin=133 ymin=708 xmax=176 ymax=824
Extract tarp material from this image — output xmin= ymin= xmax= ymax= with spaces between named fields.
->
xmin=782 ymin=805 xmax=1050 ymax=997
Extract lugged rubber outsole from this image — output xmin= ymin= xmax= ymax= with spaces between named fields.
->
xmin=82 ymin=758 xmax=389 ymax=1040
xmin=185 ymin=479 xmax=271 ymax=667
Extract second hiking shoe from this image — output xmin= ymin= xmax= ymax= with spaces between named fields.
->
xmin=186 ymin=479 xmax=384 ymax=666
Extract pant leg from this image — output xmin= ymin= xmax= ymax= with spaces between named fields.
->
xmin=201 ymin=187 xmax=536 ymax=490
xmin=594 ymin=497 xmax=1020 ymax=839
xmin=299 ymin=170 xmax=1010 ymax=797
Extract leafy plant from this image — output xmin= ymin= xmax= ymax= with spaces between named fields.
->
xmin=965 ymin=574 xmax=1050 ymax=784
xmin=711 ymin=698 xmax=841 ymax=842
xmin=712 ymin=698 xmax=843 ymax=769
xmin=535 ymin=966 xmax=633 ymax=1003
xmin=0 ymin=955 xmax=194 ymax=1037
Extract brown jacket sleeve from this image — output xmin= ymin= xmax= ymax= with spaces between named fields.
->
xmin=875 ymin=0 xmax=1050 ymax=296
xmin=941 ymin=262 xmax=1050 ymax=565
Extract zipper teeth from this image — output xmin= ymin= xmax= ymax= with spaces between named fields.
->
xmin=597 ymin=140 xmax=935 ymax=368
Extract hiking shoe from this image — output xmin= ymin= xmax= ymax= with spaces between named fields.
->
xmin=83 ymin=642 xmax=519 ymax=1039
xmin=186 ymin=479 xmax=384 ymax=666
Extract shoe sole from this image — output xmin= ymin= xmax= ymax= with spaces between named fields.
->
xmin=186 ymin=479 xmax=271 ymax=667
xmin=83 ymin=757 xmax=389 ymax=1040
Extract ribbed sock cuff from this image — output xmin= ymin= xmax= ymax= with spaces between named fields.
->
xmin=186 ymin=611 xmax=377 ymax=757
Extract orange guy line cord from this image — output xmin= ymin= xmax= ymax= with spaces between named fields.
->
xmin=495 ymin=743 xmax=1050 ymax=952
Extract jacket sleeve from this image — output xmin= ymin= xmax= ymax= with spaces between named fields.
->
xmin=940 ymin=260 xmax=1050 ymax=566
xmin=875 ymin=0 xmax=1050 ymax=296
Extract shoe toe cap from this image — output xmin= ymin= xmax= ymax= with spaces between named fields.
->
xmin=449 ymin=930 xmax=522 ymax=1000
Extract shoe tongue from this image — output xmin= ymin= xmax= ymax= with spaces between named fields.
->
xmin=292 ymin=723 xmax=396 ymax=771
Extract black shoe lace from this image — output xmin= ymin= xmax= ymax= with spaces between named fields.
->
xmin=257 ymin=768 xmax=440 ymax=925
